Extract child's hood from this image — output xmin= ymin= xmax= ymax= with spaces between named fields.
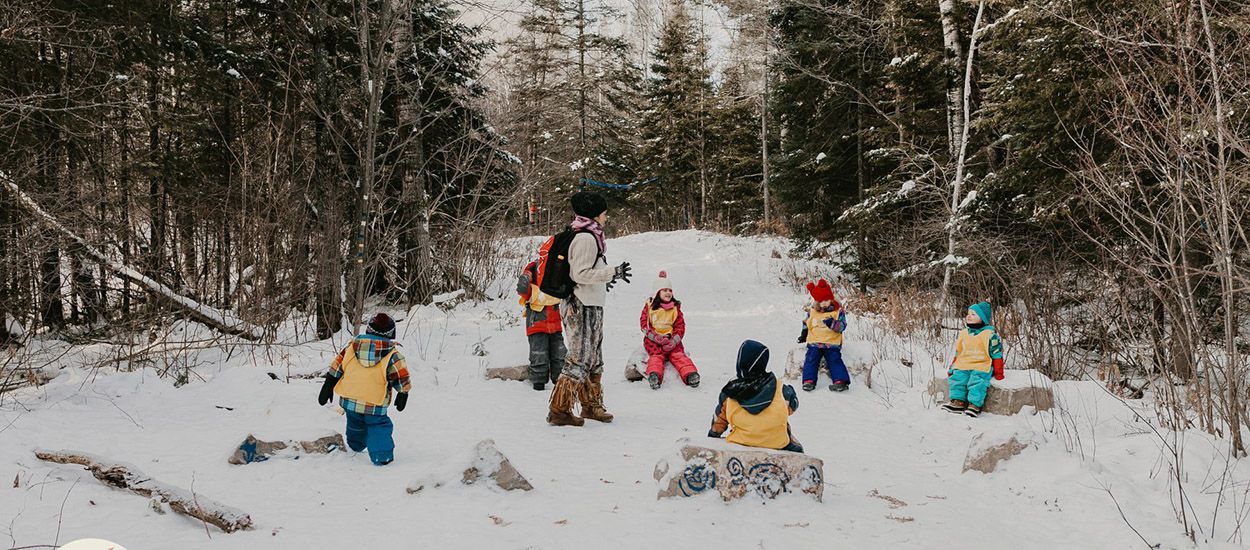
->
xmin=735 ymin=376 xmax=779 ymax=414
xmin=350 ymin=334 xmax=397 ymax=368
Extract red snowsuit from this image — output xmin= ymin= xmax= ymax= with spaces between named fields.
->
xmin=640 ymin=300 xmax=698 ymax=384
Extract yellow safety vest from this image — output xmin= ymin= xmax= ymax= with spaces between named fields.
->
xmin=805 ymin=307 xmax=843 ymax=346
xmin=334 ymin=343 xmax=396 ymax=406
xmin=649 ymin=304 xmax=679 ymax=336
xmin=725 ymin=379 xmax=790 ymax=450
xmin=951 ymin=329 xmax=994 ymax=373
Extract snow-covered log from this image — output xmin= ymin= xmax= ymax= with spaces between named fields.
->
xmin=2 ymin=175 xmax=263 ymax=341
xmin=35 ymin=449 xmax=254 ymax=533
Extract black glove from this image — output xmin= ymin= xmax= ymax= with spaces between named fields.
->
xmin=613 ymin=261 xmax=632 ymax=284
xmin=516 ymin=273 xmax=530 ymax=295
xmin=317 ymin=375 xmax=336 ymax=406
xmin=707 ymin=429 xmax=723 ymax=439
xmin=606 ymin=279 xmax=616 ymax=292
xmin=823 ymin=316 xmax=835 ymax=329
xmin=394 ymin=392 xmax=409 ymax=412
xmin=797 ymin=327 xmax=808 ymax=343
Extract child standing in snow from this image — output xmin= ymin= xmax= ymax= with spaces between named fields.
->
xmin=517 ymin=261 xmax=566 ymax=391
xmin=640 ymin=271 xmax=699 ymax=389
xmin=709 ymin=340 xmax=803 ymax=452
xmin=317 ymin=313 xmax=411 ymax=465
xmin=797 ymin=279 xmax=851 ymax=392
xmin=941 ymin=301 xmax=1004 ymax=417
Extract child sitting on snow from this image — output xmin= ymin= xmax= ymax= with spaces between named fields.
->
xmin=797 ymin=279 xmax=851 ymax=392
xmin=517 ymin=261 xmax=566 ymax=391
xmin=317 ymin=313 xmax=411 ymax=465
xmin=941 ymin=301 xmax=1004 ymax=417
xmin=709 ymin=340 xmax=803 ymax=453
xmin=641 ymin=270 xmax=699 ymax=389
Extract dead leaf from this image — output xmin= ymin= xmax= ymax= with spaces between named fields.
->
xmin=926 ymin=495 xmax=947 ymax=500
xmin=600 ymin=479 xmax=613 ymax=484
xmin=12 ymin=473 xmax=18 ymax=488
xmin=887 ymin=515 xmax=915 ymax=523
xmin=868 ymin=489 xmax=907 ymax=509
xmin=783 ymin=522 xmax=809 ymax=528
xmin=489 ymin=515 xmax=509 ymax=526
xmin=554 ymin=519 xmax=568 ymax=525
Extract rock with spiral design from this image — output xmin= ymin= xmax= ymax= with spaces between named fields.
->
xmin=654 ymin=438 xmax=823 ymax=502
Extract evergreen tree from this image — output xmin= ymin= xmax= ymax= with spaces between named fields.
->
xmin=636 ymin=0 xmax=713 ymax=228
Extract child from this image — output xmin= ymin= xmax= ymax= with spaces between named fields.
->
xmin=709 ymin=340 xmax=803 ymax=453
xmin=641 ymin=271 xmax=699 ymax=389
xmin=317 ymin=313 xmax=411 ymax=465
xmin=517 ymin=261 xmax=566 ymax=391
xmin=942 ymin=301 xmax=1005 ymax=417
xmin=797 ymin=279 xmax=850 ymax=392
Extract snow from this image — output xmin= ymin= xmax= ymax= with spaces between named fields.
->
xmin=3 ymin=313 xmax=23 ymax=337
xmin=431 ymin=289 xmax=466 ymax=304
xmin=1 ymin=230 xmax=1246 ymax=549
xmin=815 ymin=152 xmax=827 ymax=163
xmin=225 ymin=68 xmax=242 ymax=79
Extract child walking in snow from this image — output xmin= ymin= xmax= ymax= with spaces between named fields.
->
xmin=941 ymin=301 xmax=1004 ymax=417
xmin=709 ymin=340 xmax=803 ymax=453
xmin=517 ymin=261 xmax=566 ymax=391
xmin=317 ymin=313 xmax=411 ymax=465
xmin=798 ymin=279 xmax=851 ymax=392
xmin=641 ymin=271 xmax=700 ymax=389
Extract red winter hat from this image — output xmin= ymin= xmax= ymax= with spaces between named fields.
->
xmin=806 ymin=279 xmax=835 ymax=303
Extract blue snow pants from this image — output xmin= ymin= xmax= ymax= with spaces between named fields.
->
xmin=802 ymin=345 xmax=850 ymax=384
xmin=345 ymin=411 xmax=395 ymax=465
xmin=948 ymin=369 xmax=993 ymax=408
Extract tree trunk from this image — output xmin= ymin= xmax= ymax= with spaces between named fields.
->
xmin=939 ymin=0 xmax=985 ymax=316
xmin=393 ymin=0 xmax=435 ymax=306
xmin=313 ymin=7 xmax=343 ymax=340
xmin=937 ymin=0 xmax=965 ymax=160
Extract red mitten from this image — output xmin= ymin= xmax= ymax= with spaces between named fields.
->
xmin=992 ymin=358 xmax=1005 ymax=381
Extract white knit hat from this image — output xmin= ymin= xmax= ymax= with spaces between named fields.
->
xmin=652 ymin=270 xmax=673 ymax=294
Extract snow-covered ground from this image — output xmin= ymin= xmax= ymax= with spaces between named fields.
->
xmin=2 ymin=231 xmax=1247 ymax=549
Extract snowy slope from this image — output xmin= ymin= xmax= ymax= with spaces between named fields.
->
xmin=1 ymin=230 xmax=1246 ymax=549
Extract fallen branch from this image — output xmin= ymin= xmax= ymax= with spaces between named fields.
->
xmin=1 ymin=174 xmax=263 ymax=341
xmin=34 ymin=449 xmax=253 ymax=533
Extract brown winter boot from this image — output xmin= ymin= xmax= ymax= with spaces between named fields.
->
xmin=547 ymin=376 xmax=584 ymax=427
xmin=578 ymin=373 xmax=614 ymax=423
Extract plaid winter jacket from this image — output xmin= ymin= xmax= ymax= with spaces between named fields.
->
xmin=327 ymin=334 xmax=411 ymax=415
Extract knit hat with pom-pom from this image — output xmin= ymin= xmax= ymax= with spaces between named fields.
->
xmin=652 ymin=270 xmax=673 ymax=294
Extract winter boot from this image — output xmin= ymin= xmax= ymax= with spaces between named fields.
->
xmin=684 ymin=372 xmax=700 ymax=388
xmin=942 ymin=399 xmax=968 ymax=413
xmin=579 ymin=373 xmax=614 ymax=423
xmin=547 ymin=377 xmax=584 ymax=427
xmin=829 ymin=381 xmax=849 ymax=392
xmin=802 ymin=381 xmax=816 ymax=392
xmin=533 ymin=381 xmax=546 ymax=391
xmin=648 ymin=373 xmax=662 ymax=390
xmin=964 ymin=403 xmax=982 ymax=418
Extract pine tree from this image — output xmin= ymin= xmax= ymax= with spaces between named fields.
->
xmin=636 ymin=0 xmax=713 ymax=228
xmin=707 ymin=63 xmax=764 ymax=231
xmin=501 ymin=0 xmax=642 ymax=223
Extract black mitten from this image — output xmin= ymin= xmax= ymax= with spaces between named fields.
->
xmin=797 ymin=327 xmax=809 ymax=343
xmin=395 ymin=392 xmax=409 ymax=412
xmin=317 ymin=375 xmax=336 ymax=406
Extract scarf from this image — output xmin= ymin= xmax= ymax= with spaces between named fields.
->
xmin=651 ymin=297 xmax=679 ymax=310
xmin=721 ymin=340 xmax=773 ymax=402
xmin=570 ymin=216 xmax=606 ymax=255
